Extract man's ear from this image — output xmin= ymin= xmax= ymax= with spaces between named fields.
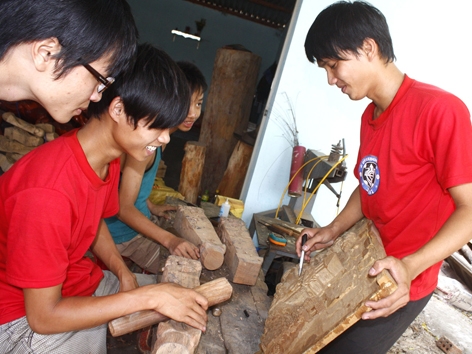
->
xmin=108 ymin=97 xmax=125 ymax=123
xmin=31 ymin=38 xmax=61 ymax=72
xmin=361 ymin=38 xmax=378 ymax=60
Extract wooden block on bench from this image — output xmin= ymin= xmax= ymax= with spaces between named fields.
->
xmin=217 ymin=217 xmax=263 ymax=285
xmin=173 ymin=205 xmax=226 ymax=270
xmin=259 ymin=218 xmax=397 ymax=354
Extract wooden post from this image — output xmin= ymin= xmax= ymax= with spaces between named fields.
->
xmin=178 ymin=141 xmax=206 ymax=205
xmin=217 ymin=139 xmax=253 ymax=199
xmin=198 ymin=47 xmax=261 ymax=195
xmin=173 ymin=206 xmax=226 ymax=270
xmin=259 ymin=218 xmax=398 ymax=354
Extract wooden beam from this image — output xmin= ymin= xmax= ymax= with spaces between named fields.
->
xmin=216 ymin=217 xmax=262 ymax=285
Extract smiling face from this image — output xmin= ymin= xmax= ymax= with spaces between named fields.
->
xmin=31 ymin=56 xmax=111 ymax=124
xmin=123 ymin=118 xmax=171 ymax=162
xmin=177 ymin=89 xmax=204 ymax=132
xmin=317 ymin=50 xmax=373 ymax=101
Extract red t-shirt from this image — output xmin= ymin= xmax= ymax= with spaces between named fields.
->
xmin=0 ymin=129 xmax=120 ymax=324
xmin=355 ymin=75 xmax=472 ymax=300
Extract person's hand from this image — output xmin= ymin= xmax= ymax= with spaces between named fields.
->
xmin=168 ymin=237 xmax=200 ymax=259
xmin=362 ymin=256 xmax=411 ymax=320
xmin=149 ymin=204 xmax=177 ymax=220
xmin=151 ymin=283 xmax=208 ymax=331
xmin=119 ymin=270 xmax=139 ymax=292
xmin=296 ymin=227 xmax=337 ymax=261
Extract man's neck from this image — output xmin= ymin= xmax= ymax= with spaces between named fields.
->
xmin=77 ymin=117 xmax=123 ymax=180
xmin=0 ymin=46 xmax=35 ymax=102
xmin=371 ymin=63 xmax=404 ymax=119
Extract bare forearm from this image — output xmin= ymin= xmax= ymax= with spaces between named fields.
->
xmin=91 ymin=220 xmax=132 ymax=279
xmin=118 ymin=204 xmax=176 ymax=249
xmin=25 ymin=287 xmax=149 ymax=334
xmin=327 ymin=186 xmax=364 ymax=236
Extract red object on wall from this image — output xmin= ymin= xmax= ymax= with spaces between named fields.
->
xmin=288 ymin=145 xmax=306 ymax=197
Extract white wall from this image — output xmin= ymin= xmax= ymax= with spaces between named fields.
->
xmin=241 ymin=0 xmax=472 ymax=230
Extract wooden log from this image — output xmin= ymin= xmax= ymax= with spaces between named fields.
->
xmin=0 ymin=135 xmax=35 ymax=155
xmin=108 ymin=277 xmax=232 ymax=337
xmin=44 ymin=132 xmax=59 ymax=142
xmin=216 ymin=217 xmax=263 ymax=285
xmin=35 ymin=123 xmax=55 ymax=134
xmin=178 ymin=141 xmax=206 ymax=205
xmin=2 ymin=111 xmax=45 ymax=137
xmin=259 ymin=218 xmax=398 ymax=354
xmin=4 ymin=126 xmax=43 ymax=147
xmin=162 ymin=255 xmax=202 ymax=289
xmin=217 ymin=140 xmax=253 ymax=199
xmin=198 ymin=47 xmax=261 ymax=194
xmin=173 ymin=206 xmax=226 ymax=270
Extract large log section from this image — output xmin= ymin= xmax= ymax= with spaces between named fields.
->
xmin=173 ymin=205 xmax=226 ymax=270
xmin=258 ymin=218 xmax=398 ymax=354
xmin=198 ymin=47 xmax=261 ymax=195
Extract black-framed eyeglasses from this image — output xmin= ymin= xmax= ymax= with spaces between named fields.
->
xmin=82 ymin=62 xmax=115 ymax=94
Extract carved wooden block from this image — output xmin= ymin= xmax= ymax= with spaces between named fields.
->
xmin=217 ymin=217 xmax=263 ymax=285
xmin=259 ymin=218 xmax=397 ymax=354
xmin=173 ymin=206 xmax=226 ymax=270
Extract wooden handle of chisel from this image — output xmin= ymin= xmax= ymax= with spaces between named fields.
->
xmin=108 ymin=277 xmax=233 ymax=337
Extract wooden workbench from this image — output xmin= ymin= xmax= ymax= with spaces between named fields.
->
xmin=154 ymin=198 xmax=272 ymax=353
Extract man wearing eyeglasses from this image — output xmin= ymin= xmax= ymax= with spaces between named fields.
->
xmin=0 ymin=0 xmax=138 ymax=124
xmin=0 ymin=43 xmax=209 ymax=354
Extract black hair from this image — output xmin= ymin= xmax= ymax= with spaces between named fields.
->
xmin=87 ymin=43 xmax=190 ymax=130
xmin=305 ymin=1 xmax=395 ymax=64
xmin=177 ymin=61 xmax=208 ymax=94
xmin=0 ymin=0 xmax=138 ymax=78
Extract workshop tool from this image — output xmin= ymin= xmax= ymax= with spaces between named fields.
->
xmin=298 ymin=234 xmax=307 ymax=276
xmin=268 ymin=232 xmax=287 ymax=246
xmin=258 ymin=220 xmax=300 ymax=238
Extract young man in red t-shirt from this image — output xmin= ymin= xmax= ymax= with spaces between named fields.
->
xmin=0 ymin=44 xmax=208 ymax=353
xmin=297 ymin=2 xmax=472 ymax=353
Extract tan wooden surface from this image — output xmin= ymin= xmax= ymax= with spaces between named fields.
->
xmin=179 ymin=141 xmax=206 ymax=205
xmin=198 ymin=48 xmax=261 ymax=195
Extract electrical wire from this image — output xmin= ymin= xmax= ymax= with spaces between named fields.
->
xmin=274 ymin=156 xmax=327 ymax=219
xmin=295 ymin=155 xmax=349 ymax=224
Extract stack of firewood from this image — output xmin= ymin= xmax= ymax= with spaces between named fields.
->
xmin=0 ymin=111 xmax=57 ymax=172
